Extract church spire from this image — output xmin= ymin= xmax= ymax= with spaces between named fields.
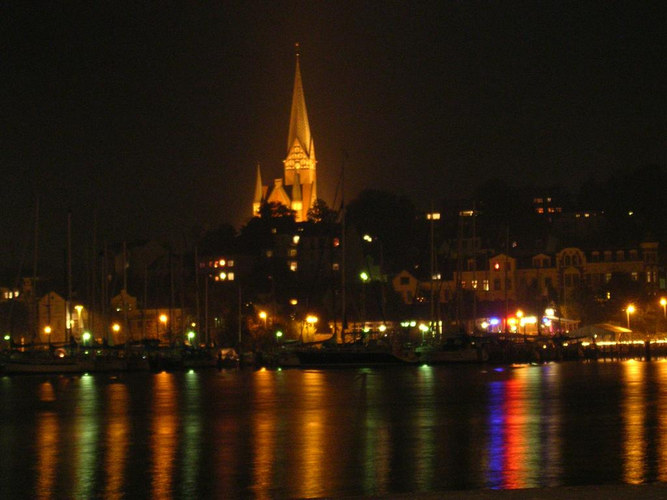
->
xmin=287 ymin=43 xmax=312 ymax=156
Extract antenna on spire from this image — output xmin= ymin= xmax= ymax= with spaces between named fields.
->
xmin=295 ymin=42 xmax=300 ymax=58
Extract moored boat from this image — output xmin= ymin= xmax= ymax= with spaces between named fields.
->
xmin=2 ymin=348 xmax=94 ymax=374
xmin=294 ymin=341 xmax=417 ymax=368
xmin=415 ymin=335 xmax=489 ymax=364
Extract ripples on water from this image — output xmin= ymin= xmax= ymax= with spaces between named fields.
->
xmin=2 ymin=361 xmax=667 ymax=497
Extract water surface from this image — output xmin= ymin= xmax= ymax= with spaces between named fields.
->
xmin=2 ymin=361 xmax=666 ymax=498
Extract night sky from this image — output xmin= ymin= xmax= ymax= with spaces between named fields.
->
xmin=2 ymin=2 xmax=664 ymax=269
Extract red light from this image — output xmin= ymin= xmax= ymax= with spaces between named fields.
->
xmin=494 ymin=263 xmax=500 ymax=270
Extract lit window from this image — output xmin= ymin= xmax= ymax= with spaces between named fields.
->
xmin=483 ymin=280 xmax=489 ymax=291
xmin=472 ymin=280 xmax=478 ymax=289
xmin=332 ymin=263 xmax=340 ymax=271
xmin=227 ymin=272 xmax=235 ymax=281
xmin=631 ymin=272 xmax=638 ymax=281
xmin=288 ymin=248 xmax=297 ymax=257
xmin=289 ymin=261 xmax=298 ymax=272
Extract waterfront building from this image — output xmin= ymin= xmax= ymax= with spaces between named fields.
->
xmin=253 ymin=45 xmax=318 ymax=222
xmin=392 ymin=241 xmax=660 ymax=332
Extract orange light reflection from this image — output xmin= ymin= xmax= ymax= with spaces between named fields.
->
xmin=623 ymin=361 xmax=646 ymax=484
xmin=104 ymin=383 xmax=129 ymax=500
xmin=151 ymin=372 xmax=178 ymax=498
xmin=35 ymin=411 xmax=59 ymax=498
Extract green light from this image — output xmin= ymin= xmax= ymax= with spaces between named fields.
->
xmin=359 ymin=271 xmax=370 ymax=282
xmin=82 ymin=331 xmax=91 ymax=343
xmin=187 ymin=331 xmax=195 ymax=341
xmin=3 ymin=334 xmax=10 ymax=341
xmin=275 ymin=330 xmax=283 ymax=338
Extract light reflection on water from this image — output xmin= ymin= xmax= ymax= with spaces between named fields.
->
xmin=6 ymin=362 xmax=667 ymax=497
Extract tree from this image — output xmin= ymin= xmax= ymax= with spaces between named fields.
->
xmin=307 ymin=198 xmax=338 ymax=224
xmin=346 ymin=189 xmax=417 ymax=273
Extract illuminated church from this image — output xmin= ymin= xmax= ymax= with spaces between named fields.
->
xmin=253 ymin=46 xmax=317 ymax=223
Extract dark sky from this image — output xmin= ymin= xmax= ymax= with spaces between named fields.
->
xmin=1 ymin=1 xmax=665 ymax=269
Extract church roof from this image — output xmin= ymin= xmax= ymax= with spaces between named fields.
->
xmin=287 ymin=46 xmax=312 ymax=156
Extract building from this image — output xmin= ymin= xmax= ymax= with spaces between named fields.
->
xmin=392 ymin=241 xmax=660 ymax=333
xmin=253 ymin=45 xmax=318 ymax=222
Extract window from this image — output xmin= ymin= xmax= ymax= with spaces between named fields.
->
xmin=472 ymin=280 xmax=478 ymax=289
xmin=494 ymin=278 xmax=501 ymax=291
xmin=605 ymin=273 xmax=612 ymax=283
xmin=289 ymin=261 xmax=298 ymax=272
xmin=460 ymin=281 xmax=466 ymax=289
xmin=564 ymin=256 xmax=571 ymax=266
xmin=604 ymin=251 xmax=612 ymax=262
xmin=506 ymin=279 xmax=512 ymax=290
xmin=483 ymin=279 xmax=489 ymax=291
xmin=573 ymin=255 xmax=579 ymax=266
xmin=332 ymin=263 xmax=340 ymax=271
xmin=631 ymin=272 xmax=638 ymax=281
xmin=400 ymin=276 xmax=409 ymax=285
xmin=616 ymin=251 xmax=624 ymax=261
xmin=288 ymin=248 xmax=297 ymax=257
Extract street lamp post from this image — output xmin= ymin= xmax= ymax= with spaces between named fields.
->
xmin=626 ymin=304 xmax=635 ymax=330
xmin=660 ymin=297 xmax=667 ymax=319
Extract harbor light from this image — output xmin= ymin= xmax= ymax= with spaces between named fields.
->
xmin=3 ymin=334 xmax=10 ymax=341
xmin=359 ymin=271 xmax=370 ymax=282
xmin=159 ymin=314 xmax=168 ymax=324
xmin=275 ymin=330 xmax=283 ymax=339
xmin=44 ymin=325 xmax=52 ymax=335
xmin=112 ymin=323 xmax=121 ymax=333
xmin=660 ymin=297 xmax=667 ymax=318
xmin=82 ymin=331 xmax=91 ymax=345
xmin=187 ymin=331 xmax=195 ymax=343
xmin=306 ymin=315 xmax=318 ymax=324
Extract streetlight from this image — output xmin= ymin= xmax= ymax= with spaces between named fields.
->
xmin=626 ymin=304 xmax=635 ymax=329
xmin=44 ymin=325 xmax=52 ymax=345
xmin=187 ymin=331 xmax=196 ymax=345
xmin=259 ymin=310 xmax=268 ymax=329
xmin=660 ymin=297 xmax=667 ymax=319
xmin=82 ymin=331 xmax=91 ymax=346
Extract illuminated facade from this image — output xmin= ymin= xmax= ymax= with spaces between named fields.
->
xmin=253 ymin=46 xmax=317 ymax=222
xmin=393 ymin=242 xmax=660 ymax=310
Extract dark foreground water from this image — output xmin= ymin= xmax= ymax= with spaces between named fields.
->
xmin=2 ymin=360 xmax=667 ymax=498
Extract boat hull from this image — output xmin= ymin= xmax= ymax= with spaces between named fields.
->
xmin=294 ymin=347 xmax=416 ymax=367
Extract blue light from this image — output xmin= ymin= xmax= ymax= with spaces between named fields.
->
xmin=489 ymin=318 xmax=500 ymax=326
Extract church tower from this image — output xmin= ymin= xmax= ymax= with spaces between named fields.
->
xmin=254 ymin=44 xmax=318 ymax=222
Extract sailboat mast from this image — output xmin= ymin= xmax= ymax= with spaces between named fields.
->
xmin=340 ymin=153 xmax=346 ymax=344
xmin=66 ymin=211 xmax=73 ymax=343
xmin=32 ymin=196 xmax=39 ymax=342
